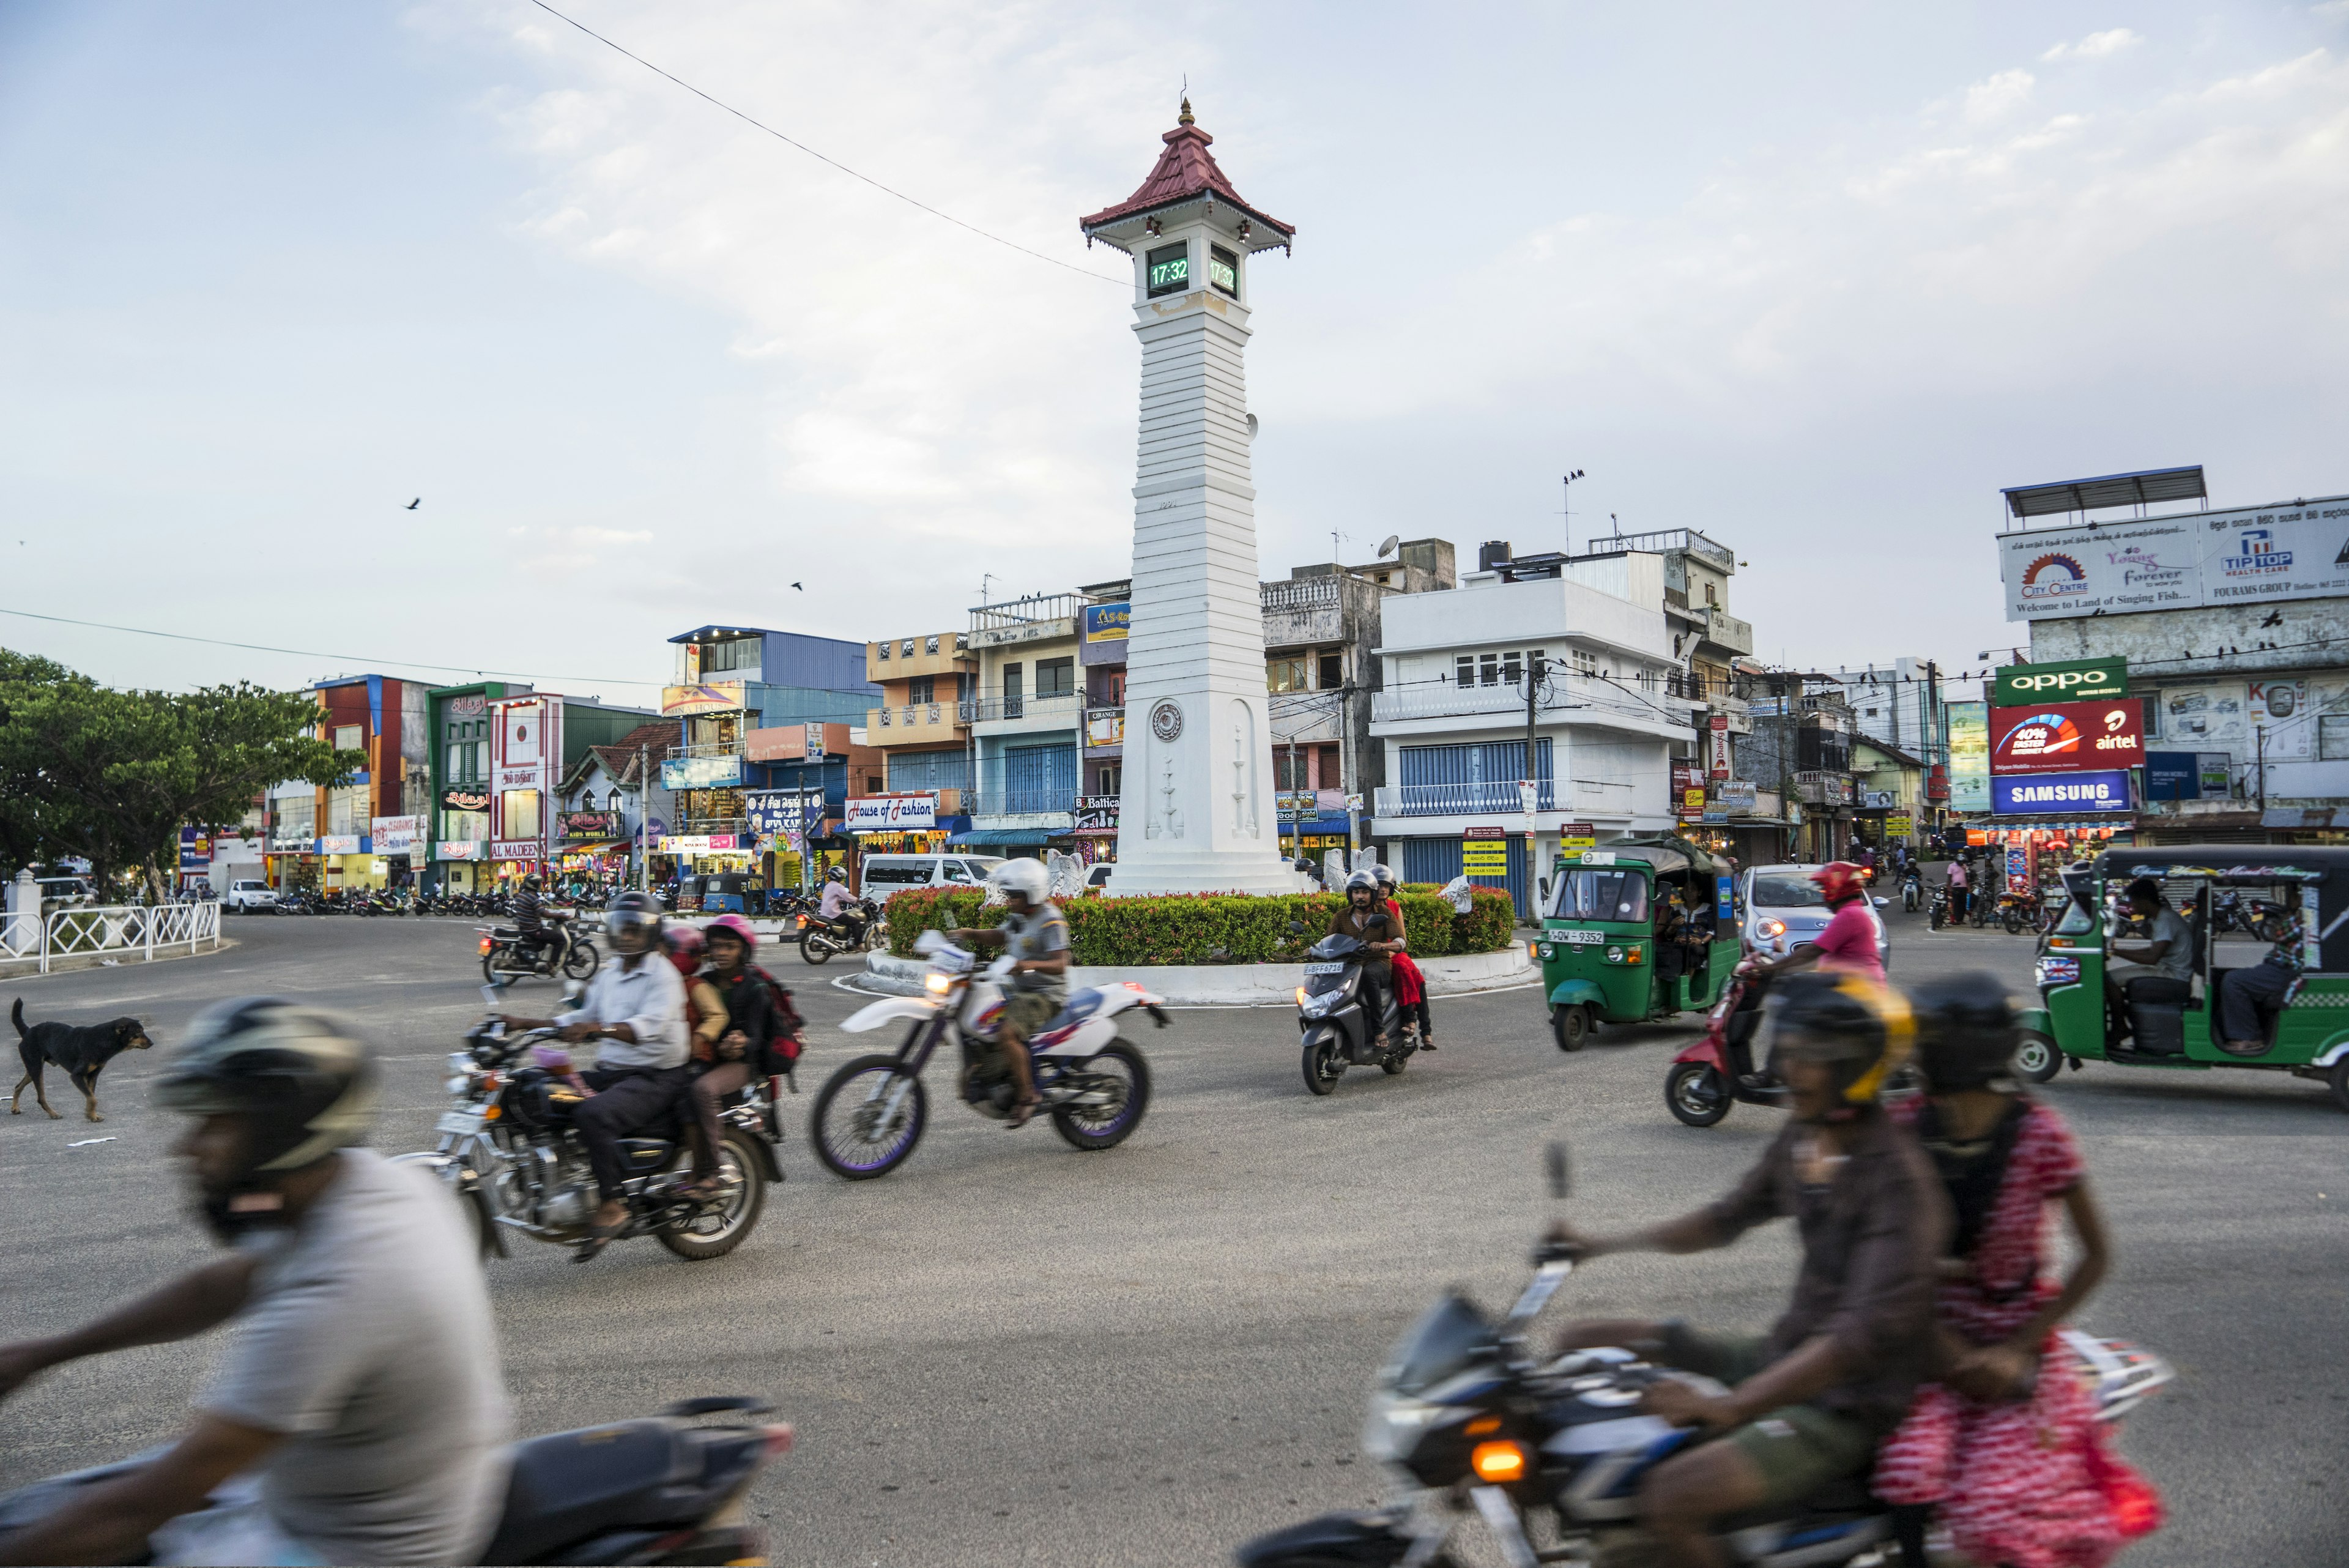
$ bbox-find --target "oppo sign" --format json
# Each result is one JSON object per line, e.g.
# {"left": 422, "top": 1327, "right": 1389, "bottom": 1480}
{"left": 1991, "top": 658, "right": 2129, "bottom": 707}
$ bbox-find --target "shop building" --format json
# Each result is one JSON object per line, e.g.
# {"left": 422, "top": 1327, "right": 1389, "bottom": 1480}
{"left": 864, "top": 624, "right": 977, "bottom": 812}
{"left": 1731, "top": 675, "right": 1862, "bottom": 864}
{"left": 262, "top": 674, "right": 429, "bottom": 893}
{"left": 1997, "top": 466, "right": 2349, "bottom": 847}
{"left": 554, "top": 719, "right": 680, "bottom": 891}
{"left": 1368, "top": 542, "right": 1687, "bottom": 915}
{"left": 961, "top": 590, "right": 1086, "bottom": 855}
{"left": 425, "top": 682, "right": 655, "bottom": 892}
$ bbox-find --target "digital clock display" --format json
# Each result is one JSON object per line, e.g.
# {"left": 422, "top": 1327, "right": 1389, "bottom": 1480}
{"left": 1209, "top": 244, "right": 1238, "bottom": 297}
{"left": 1146, "top": 243, "right": 1189, "bottom": 297}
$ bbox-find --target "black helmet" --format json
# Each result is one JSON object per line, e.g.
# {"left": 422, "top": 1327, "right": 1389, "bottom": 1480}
{"left": 522, "top": 874, "right": 542, "bottom": 892}
{"left": 826, "top": 864, "right": 847, "bottom": 883}
{"left": 605, "top": 889, "right": 663, "bottom": 951}
{"left": 1909, "top": 972, "right": 2020, "bottom": 1092}
{"left": 154, "top": 998, "right": 379, "bottom": 1233}
{"left": 1767, "top": 972, "right": 1913, "bottom": 1115}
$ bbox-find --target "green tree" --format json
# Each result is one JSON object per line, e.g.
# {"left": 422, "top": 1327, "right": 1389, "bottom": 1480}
{"left": 0, "top": 650, "right": 352, "bottom": 899}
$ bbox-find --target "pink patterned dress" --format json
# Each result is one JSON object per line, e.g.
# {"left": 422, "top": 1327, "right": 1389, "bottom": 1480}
{"left": 1874, "top": 1098, "right": 2157, "bottom": 1568}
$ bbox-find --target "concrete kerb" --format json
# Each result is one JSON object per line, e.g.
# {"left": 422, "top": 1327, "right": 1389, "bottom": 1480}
{"left": 852, "top": 944, "right": 1536, "bottom": 1006}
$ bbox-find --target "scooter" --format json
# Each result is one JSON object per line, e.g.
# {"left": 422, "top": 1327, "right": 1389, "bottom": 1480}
{"left": 1663, "top": 962, "right": 1784, "bottom": 1127}
{"left": 0, "top": 1397, "right": 793, "bottom": 1566}
{"left": 1901, "top": 868, "right": 1922, "bottom": 912}
{"left": 1296, "top": 931, "right": 1414, "bottom": 1095}
{"left": 809, "top": 930, "right": 1165, "bottom": 1178}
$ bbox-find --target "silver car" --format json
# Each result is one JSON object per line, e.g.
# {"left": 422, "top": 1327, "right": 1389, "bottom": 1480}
{"left": 1739, "top": 864, "right": 1891, "bottom": 965}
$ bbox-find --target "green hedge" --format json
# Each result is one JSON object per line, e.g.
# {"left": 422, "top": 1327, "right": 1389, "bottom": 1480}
{"left": 883, "top": 883, "right": 1518, "bottom": 966}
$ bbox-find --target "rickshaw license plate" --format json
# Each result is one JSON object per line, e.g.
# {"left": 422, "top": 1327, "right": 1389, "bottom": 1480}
{"left": 1556, "top": 930, "right": 1605, "bottom": 945}
{"left": 437, "top": 1109, "right": 484, "bottom": 1137}
{"left": 1302, "top": 962, "right": 1346, "bottom": 975}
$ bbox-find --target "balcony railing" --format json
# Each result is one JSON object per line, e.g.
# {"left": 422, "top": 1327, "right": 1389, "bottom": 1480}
{"left": 1371, "top": 674, "right": 1672, "bottom": 727}
{"left": 1371, "top": 778, "right": 1635, "bottom": 818}
{"left": 960, "top": 692, "right": 1085, "bottom": 725}
{"left": 1260, "top": 576, "right": 1342, "bottom": 611}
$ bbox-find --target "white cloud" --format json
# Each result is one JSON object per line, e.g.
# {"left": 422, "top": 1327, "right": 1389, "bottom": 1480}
{"left": 1962, "top": 68, "right": 2036, "bottom": 123}
{"left": 2042, "top": 28, "right": 2143, "bottom": 62}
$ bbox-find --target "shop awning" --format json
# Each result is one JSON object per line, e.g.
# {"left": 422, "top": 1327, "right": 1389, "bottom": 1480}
{"left": 948, "top": 828, "right": 1064, "bottom": 847}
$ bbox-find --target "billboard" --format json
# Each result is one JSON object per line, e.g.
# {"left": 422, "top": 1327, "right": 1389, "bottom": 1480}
{"left": 1989, "top": 699, "right": 2145, "bottom": 773}
{"left": 488, "top": 694, "right": 561, "bottom": 863}
{"left": 1991, "top": 658, "right": 2128, "bottom": 705}
{"left": 369, "top": 816, "right": 421, "bottom": 854}
{"left": 660, "top": 754, "right": 744, "bottom": 790}
{"left": 1990, "top": 770, "right": 2133, "bottom": 815}
{"left": 1998, "top": 495, "right": 2349, "bottom": 620}
{"left": 1083, "top": 603, "right": 1130, "bottom": 642}
{"left": 661, "top": 681, "right": 748, "bottom": 716}
{"left": 1947, "top": 702, "right": 1991, "bottom": 812}
{"left": 842, "top": 794, "right": 938, "bottom": 832}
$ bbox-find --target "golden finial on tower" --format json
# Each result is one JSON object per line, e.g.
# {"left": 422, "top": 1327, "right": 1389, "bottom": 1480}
{"left": 1178, "top": 97, "right": 1194, "bottom": 125}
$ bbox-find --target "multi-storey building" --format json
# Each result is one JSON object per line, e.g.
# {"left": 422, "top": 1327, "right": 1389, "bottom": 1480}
{"left": 1368, "top": 541, "right": 1690, "bottom": 915}
{"left": 422, "top": 682, "right": 655, "bottom": 893}
{"left": 263, "top": 674, "right": 429, "bottom": 894}
{"left": 863, "top": 626, "right": 977, "bottom": 803}
{"left": 961, "top": 591, "right": 1087, "bottom": 850}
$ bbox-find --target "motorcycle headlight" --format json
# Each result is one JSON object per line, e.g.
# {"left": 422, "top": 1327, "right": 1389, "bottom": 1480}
{"left": 1301, "top": 989, "right": 1341, "bottom": 1019}
{"left": 1362, "top": 1391, "right": 1447, "bottom": 1463}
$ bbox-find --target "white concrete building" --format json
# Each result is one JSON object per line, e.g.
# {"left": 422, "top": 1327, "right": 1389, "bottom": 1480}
{"left": 1081, "top": 99, "right": 1300, "bottom": 895}
{"left": 1369, "top": 547, "right": 1689, "bottom": 912}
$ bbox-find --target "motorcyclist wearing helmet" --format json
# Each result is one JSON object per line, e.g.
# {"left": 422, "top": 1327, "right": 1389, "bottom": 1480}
{"left": 1373, "top": 866, "right": 1433, "bottom": 1052}
{"left": 816, "top": 862, "right": 856, "bottom": 923}
{"left": 948, "top": 858, "right": 1067, "bottom": 1127}
{"left": 502, "top": 890, "right": 689, "bottom": 1260}
{"left": 1749, "top": 861, "right": 1882, "bottom": 986}
{"left": 513, "top": 872, "right": 551, "bottom": 964}
{"left": 1327, "top": 869, "right": 1403, "bottom": 1050}
{"left": 678, "top": 914, "right": 785, "bottom": 1197}
{"left": 1548, "top": 975, "right": 1946, "bottom": 1568}
{"left": 0, "top": 1001, "right": 509, "bottom": 1566}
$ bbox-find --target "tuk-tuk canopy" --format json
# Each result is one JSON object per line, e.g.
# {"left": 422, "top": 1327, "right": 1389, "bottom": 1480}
{"left": 2098, "top": 845, "right": 2334, "bottom": 886}
{"left": 1567, "top": 835, "right": 1723, "bottom": 882}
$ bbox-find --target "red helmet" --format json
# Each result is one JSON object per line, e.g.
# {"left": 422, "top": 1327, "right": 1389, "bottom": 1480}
{"left": 705, "top": 913, "right": 759, "bottom": 953}
{"left": 1811, "top": 861, "right": 1868, "bottom": 906}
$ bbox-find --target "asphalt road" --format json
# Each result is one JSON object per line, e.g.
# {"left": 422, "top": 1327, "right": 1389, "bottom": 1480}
{"left": 2, "top": 908, "right": 2343, "bottom": 1566}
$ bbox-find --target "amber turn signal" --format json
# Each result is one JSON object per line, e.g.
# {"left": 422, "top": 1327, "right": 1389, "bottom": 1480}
{"left": 1470, "top": 1439, "right": 1528, "bottom": 1483}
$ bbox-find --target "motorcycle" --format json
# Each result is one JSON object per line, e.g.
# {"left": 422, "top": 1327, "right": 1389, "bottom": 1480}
{"left": 798, "top": 897, "right": 881, "bottom": 965}
{"left": 478, "top": 912, "right": 599, "bottom": 983}
{"left": 0, "top": 1395, "right": 792, "bottom": 1566}
{"left": 1663, "top": 963, "right": 1783, "bottom": 1127}
{"left": 810, "top": 929, "right": 1163, "bottom": 1179}
{"left": 1927, "top": 882, "right": 1950, "bottom": 931}
{"left": 1296, "top": 931, "right": 1414, "bottom": 1094}
{"left": 1901, "top": 868, "right": 1921, "bottom": 912}
{"left": 1236, "top": 1146, "right": 2171, "bottom": 1568}
{"left": 398, "top": 983, "right": 778, "bottom": 1262}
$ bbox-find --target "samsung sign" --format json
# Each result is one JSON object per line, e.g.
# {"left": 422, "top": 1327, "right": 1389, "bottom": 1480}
{"left": 1991, "top": 770, "right": 2133, "bottom": 816}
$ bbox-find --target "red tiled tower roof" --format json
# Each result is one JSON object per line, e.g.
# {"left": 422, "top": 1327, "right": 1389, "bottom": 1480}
{"left": 1079, "top": 100, "right": 1294, "bottom": 247}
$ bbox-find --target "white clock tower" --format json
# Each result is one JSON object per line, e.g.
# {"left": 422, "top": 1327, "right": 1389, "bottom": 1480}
{"left": 1081, "top": 101, "right": 1298, "bottom": 896}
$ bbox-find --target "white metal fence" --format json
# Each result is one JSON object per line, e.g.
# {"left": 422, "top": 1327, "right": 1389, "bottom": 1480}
{"left": 0, "top": 902, "right": 223, "bottom": 974}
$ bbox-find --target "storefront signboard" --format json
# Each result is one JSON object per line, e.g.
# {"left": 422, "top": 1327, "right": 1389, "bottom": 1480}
{"left": 1083, "top": 603, "right": 1130, "bottom": 642}
{"left": 1998, "top": 497, "right": 2349, "bottom": 620}
{"left": 1886, "top": 812, "right": 1913, "bottom": 838}
{"left": 2199, "top": 753, "right": 2233, "bottom": 797}
{"left": 1989, "top": 699, "right": 2144, "bottom": 773}
{"left": 558, "top": 811, "right": 616, "bottom": 841}
{"left": 318, "top": 834, "right": 361, "bottom": 855}
{"left": 370, "top": 816, "right": 421, "bottom": 854}
{"left": 270, "top": 833, "right": 314, "bottom": 852}
{"left": 491, "top": 841, "right": 541, "bottom": 861}
{"left": 804, "top": 722, "right": 826, "bottom": 761}
{"left": 843, "top": 794, "right": 938, "bottom": 832}
{"left": 437, "top": 841, "right": 482, "bottom": 860}
{"left": 1990, "top": 770, "right": 2133, "bottom": 815}
{"left": 1948, "top": 702, "right": 1991, "bottom": 812}
{"left": 179, "top": 827, "right": 212, "bottom": 869}
{"left": 1085, "top": 710, "right": 1126, "bottom": 748}
{"left": 1679, "top": 787, "right": 1707, "bottom": 819}
{"left": 661, "top": 681, "right": 748, "bottom": 718}
{"left": 1708, "top": 713, "right": 1732, "bottom": 779}
{"left": 1712, "top": 781, "right": 1758, "bottom": 812}
{"left": 660, "top": 754, "right": 744, "bottom": 790}
{"left": 1559, "top": 822, "right": 1597, "bottom": 850}
{"left": 2248, "top": 678, "right": 2312, "bottom": 760}
{"left": 1991, "top": 659, "right": 2129, "bottom": 706}
{"left": 441, "top": 787, "right": 491, "bottom": 812}
{"left": 1074, "top": 795, "right": 1121, "bottom": 832}
{"left": 745, "top": 790, "right": 822, "bottom": 835}
{"left": 656, "top": 834, "right": 742, "bottom": 853}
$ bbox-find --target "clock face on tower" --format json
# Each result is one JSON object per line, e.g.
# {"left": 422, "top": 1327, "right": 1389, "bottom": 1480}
{"left": 1149, "top": 700, "right": 1184, "bottom": 742}
{"left": 1146, "top": 243, "right": 1189, "bottom": 297}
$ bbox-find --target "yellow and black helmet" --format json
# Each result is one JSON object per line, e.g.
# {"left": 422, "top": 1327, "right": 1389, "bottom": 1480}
{"left": 153, "top": 997, "right": 379, "bottom": 1175}
{"left": 1767, "top": 972, "right": 1914, "bottom": 1110}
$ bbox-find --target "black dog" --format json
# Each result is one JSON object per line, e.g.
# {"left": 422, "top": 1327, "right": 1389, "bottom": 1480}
{"left": 11, "top": 997, "right": 153, "bottom": 1123}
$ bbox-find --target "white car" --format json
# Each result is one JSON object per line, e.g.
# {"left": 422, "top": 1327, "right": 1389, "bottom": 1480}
{"left": 1739, "top": 864, "right": 1891, "bottom": 965}
{"left": 224, "top": 879, "right": 278, "bottom": 913}
{"left": 857, "top": 854, "right": 1007, "bottom": 903}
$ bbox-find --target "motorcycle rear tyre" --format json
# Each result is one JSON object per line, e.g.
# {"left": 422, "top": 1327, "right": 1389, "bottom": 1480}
{"left": 2003, "top": 907, "right": 2025, "bottom": 935}
{"left": 1050, "top": 1039, "right": 1151, "bottom": 1150}
{"left": 811, "top": 1055, "right": 927, "bottom": 1179}
{"left": 1552, "top": 1003, "right": 1591, "bottom": 1052}
{"left": 800, "top": 934, "right": 833, "bottom": 966}
{"left": 481, "top": 949, "right": 508, "bottom": 984}
{"left": 1666, "top": 1061, "right": 1732, "bottom": 1127}
{"left": 656, "top": 1130, "right": 767, "bottom": 1260}
{"left": 562, "top": 940, "right": 600, "bottom": 980}
{"left": 1302, "top": 1036, "right": 1344, "bottom": 1096}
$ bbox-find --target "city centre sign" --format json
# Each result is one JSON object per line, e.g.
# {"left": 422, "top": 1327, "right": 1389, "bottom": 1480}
{"left": 1998, "top": 496, "right": 2349, "bottom": 620}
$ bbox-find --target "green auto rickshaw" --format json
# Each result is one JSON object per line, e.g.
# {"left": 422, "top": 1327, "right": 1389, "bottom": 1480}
{"left": 1536, "top": 836, "right": 1739, "bottom": 1052}
{"left": 2024, "top": 844, "right": 2349, "bottom": 1112}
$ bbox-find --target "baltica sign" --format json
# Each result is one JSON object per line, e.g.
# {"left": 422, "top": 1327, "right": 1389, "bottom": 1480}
{"left": 1991, "top": 658, "right": 2129, "bottom": 706}
{"left": 1991, "top": 770, "right": 2133, "bottom": 815}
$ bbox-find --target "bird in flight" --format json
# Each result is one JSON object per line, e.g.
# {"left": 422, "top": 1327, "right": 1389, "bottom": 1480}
{"left": 2261, "top": 609, "right": 2283, "bottom": 627}
{"left": 790, "top": 581, "right": 804, "bottom": 591}
{"left": 406, "top": 498, "right": 421, "bottom": 510}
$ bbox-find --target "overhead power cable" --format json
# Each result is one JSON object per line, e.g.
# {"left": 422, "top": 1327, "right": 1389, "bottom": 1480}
{"left": 0, "top": 607, "right": 662, "bottom": 690}
{"left": 524, "top": 0, "right": 1125, "bottom": 286}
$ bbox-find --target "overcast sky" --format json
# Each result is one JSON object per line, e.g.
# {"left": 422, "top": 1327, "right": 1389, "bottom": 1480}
{"left": 4, "top": 2, "right": 2343, "bottom": 707}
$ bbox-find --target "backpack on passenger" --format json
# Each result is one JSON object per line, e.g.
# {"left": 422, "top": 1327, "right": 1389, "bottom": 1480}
{"left": 751, "top": 965, "right": 805, "bottom": 1091}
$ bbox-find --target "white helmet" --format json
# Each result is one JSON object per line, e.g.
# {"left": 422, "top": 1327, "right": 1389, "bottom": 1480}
{"left": 987, "top": 858, "right": 1050, "bottom": 904}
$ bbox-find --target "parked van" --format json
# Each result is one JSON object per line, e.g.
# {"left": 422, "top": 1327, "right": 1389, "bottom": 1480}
{"left": 859, "top": 854, "right": 1006, "bottom": 902}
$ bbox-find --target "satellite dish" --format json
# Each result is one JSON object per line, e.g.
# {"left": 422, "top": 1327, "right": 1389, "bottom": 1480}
{"left": 1376, "top": 535, "right": 1400, "bottom": 558}
{"left": 1245, "top": 413, "right": 1259, "bottom": 441}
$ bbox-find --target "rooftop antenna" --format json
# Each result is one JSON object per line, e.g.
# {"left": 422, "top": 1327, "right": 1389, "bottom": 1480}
{"left": 980, "top": 572, "right": 999, "bottom": 606}
{"left": 1611, "top": 512, "right": 1622, "bottom": 538}
{"left": 1560, "top": 469, "right": 1586, "bottom": 548}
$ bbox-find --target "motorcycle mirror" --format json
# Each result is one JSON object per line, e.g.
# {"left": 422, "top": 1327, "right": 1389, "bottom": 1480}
{"left": 1872, "top": 896, "right": 1890, "bottom": 908}
{"left": 1545, "top": 1141, "right": 1570, "bottom": 1201}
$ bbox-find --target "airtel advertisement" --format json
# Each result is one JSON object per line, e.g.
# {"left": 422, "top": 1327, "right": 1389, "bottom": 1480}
{"left": 1989, "top": 699, "right": 2145, "bottom": 773}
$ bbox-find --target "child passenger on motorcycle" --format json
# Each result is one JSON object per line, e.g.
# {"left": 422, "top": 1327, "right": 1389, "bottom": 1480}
{"left": 678, "top": 915, "right": 787, "bottom": 1198}
{"left": 1373, "top": 867, "right": 1434, "bottom": 1052}
{"left": 1548, "top": 975, "right": 1946, "bottom": 1568}
{"left": 1874, "top": 975, "right": 2153, "bottom": 1568}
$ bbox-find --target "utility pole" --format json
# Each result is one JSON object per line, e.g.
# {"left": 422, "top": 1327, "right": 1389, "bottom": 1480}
{"left": 2256, "top": 724, "right": 2268, "bottom": 813}
{"left": 636, "top": 744, "right": 648, "bottom": 893}
{"left": 1523, "top": 654, "right": 1545, "bottom": 910}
